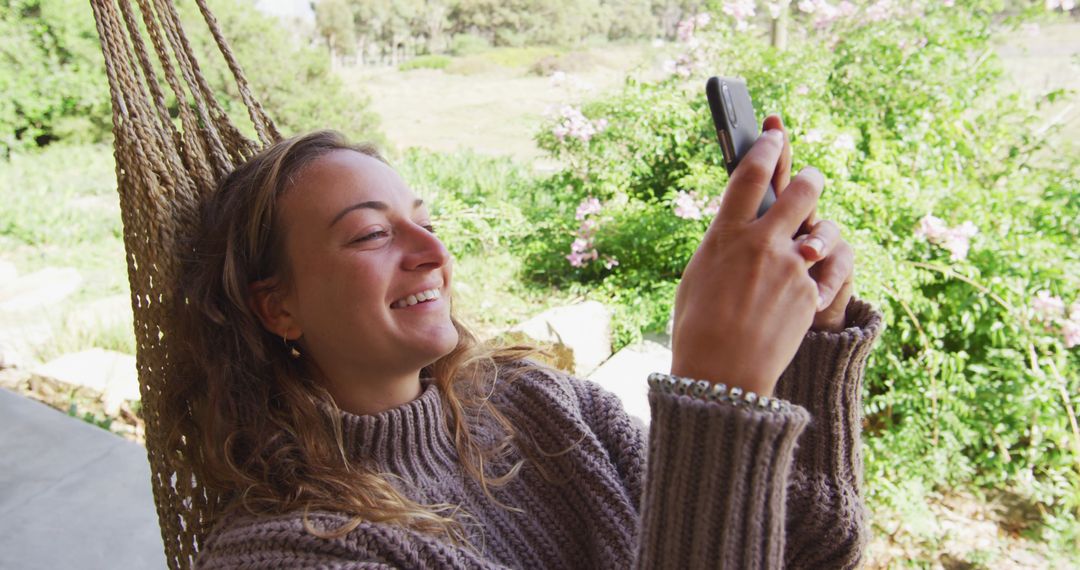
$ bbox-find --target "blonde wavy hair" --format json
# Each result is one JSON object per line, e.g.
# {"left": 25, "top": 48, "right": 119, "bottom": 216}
{"left": 167, "top": 130, "right": 554, "bottom": 546}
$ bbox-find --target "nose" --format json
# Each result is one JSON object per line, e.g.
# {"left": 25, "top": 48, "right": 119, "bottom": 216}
{"left": 400, "top": 221, "right": 450, "bottom": 271}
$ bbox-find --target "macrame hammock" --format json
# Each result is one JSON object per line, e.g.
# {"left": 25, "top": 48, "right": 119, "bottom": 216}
{"left": 87, "top": 0, "right": 280, "bottom": 566}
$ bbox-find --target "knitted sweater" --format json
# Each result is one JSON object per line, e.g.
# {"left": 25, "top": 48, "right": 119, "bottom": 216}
{"left": 196, "top": 299, "right": 884, "bottom": 569}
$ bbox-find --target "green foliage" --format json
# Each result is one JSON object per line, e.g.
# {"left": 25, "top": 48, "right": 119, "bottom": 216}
{"left": 314, "top": 0, "right": 356, "bottom": 56}
{"left": 328, "top": 0, "right": 708, "bottom": 60}
{"left": 448, "top": 32, "right": 490, "bottom": 55}
{"left": 0, "top": 0, "right": 382, "bottom": 151}
{"left": 532, "top": 0, "right": 1080, "bottom": 548}
{"left": 183, "top": 0, "right": 380, "bottom": 142}
{"left": 69, "top": 402, "right": 114, "bottom": 431}
{"left": 0, "top": 143, "right": 127, "bottom": 298}
{"left": 398, "top": 54, "right": 451, "bottom": 71}
{"left": 394, "top": 148, "right": 541, "bottom": 259}
{"left": 0, "top": 0, "right": 112, "bottom": 152}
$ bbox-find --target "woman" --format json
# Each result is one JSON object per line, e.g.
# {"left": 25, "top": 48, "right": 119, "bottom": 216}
{"left": 177, "top": 115, "right": 883, "bottom": 569}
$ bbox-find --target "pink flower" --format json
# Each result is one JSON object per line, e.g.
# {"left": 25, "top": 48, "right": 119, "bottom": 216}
{"left": 723, "top": 0, "right": 757, "bottom": 30}
{"left": 673, "top": 190, "right": 704, "bottom": 220}
{"left": 552, "top": 106, "right": 608, "bottom": 144}
{"left": 703, "top": 196, "right": 722, "bottom": 217}
{"left": 575, "top": 197, "right": 602, "bottom": 220}
{"left": 766, "top": 1, "right": 788, "bottom": 19}
{"left": 1032, "top": 291, "right": 1066, "bottom": 320}
{"left": 1062, "top": 320, "right": 1080, "bottom": 348}
{"left": 1047, "top": 0, "right": 1076, "bottom": 11}
{"left": 866, "top": 0, "right": 894, "bottom": 22}
{"left": 795, "top": 84, "right": 810, "bottom": 95}
{"left": 914, "top": 214, "right": 948, "bottom": 241}
{"left": 602, "top": 255, "right": 619, "bottom": 270}
{"left": 941, "top": 221, "right": 978, "bottom": 261}
{"left": 676, "top": 18, "right": 696, "bottom": 42}
{"left": 834, "top": 133, "right": 856, "bottom": 151}
{"left": 915, "top": 215, "right": 978, "bottom": 261}
{"left": 802, "top": 129, "right": 825, "bottom": 143}
{"left": 695, "top": 13, "right": 712, "bottom": 27}
{"left": 1070, "top": 302, "right": 1080, "bottom": 323}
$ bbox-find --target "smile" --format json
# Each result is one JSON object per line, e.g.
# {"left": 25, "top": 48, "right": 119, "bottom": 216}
{"left": 391, "top": 288, "right": 441, "bottom": 309}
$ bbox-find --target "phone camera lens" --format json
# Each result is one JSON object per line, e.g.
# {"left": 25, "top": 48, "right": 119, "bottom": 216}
{"left": 721, "top": 82, "right": 738, "bottom": 127}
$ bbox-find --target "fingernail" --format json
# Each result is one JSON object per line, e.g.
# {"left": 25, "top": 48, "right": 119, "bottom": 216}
{"left": 818, "top": 291, "right": 830, "bottom": 311}
{"left": 803, "top": 237, "right": 824, "bottom": 256}
{"left": 763, "top": 129, "right": 783, "bottom": 140}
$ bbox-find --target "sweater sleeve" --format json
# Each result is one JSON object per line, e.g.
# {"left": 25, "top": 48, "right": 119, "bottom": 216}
{"left": 771, "top": 297, "right": 885, "bottom": 570}
{"left": 632, "top": 298, "right": 883, "bottom": 570}
{"left": 635, "top": 378, "right": 811, "bottom": 569}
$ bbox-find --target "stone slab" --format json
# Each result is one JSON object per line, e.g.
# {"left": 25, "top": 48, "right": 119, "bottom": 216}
{"left": 32, "top": 349, "right": 139, "bottom": 415}
{"left": 511, "top": 301, "right": 612, "bottom": 377}
{"left": 586, "top": 337, "right": 672, "bottom": 426}
{"left": 0, "top": 267, "right": 82, "bottom": 313}
{"left": 0, "top": 388, "right": 165, "bottom": 569}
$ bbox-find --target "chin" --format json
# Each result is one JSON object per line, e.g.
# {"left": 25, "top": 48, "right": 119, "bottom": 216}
{"left": 419, "top": 324, "right": 460, "bottom": 365}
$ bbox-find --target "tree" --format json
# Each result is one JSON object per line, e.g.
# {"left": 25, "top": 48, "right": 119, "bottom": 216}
{"left": 315, "top": 0, "right": 356, "bottom": 62}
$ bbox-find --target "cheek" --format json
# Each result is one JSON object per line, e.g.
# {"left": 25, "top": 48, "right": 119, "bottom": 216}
{"left": 295, "top": 254, "right": 388, "bottom": 317}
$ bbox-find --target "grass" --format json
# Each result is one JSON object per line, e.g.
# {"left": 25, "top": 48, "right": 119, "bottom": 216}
{"left": 399, "top": 54, "right": 451, "bottom": 72}
{"left": 0, "top": 142, "right": 135, "bottom": 363}
{"left": 0, "top": 143, "right": 128, "bottom": 302}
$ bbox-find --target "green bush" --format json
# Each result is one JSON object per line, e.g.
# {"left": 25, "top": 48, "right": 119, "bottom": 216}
{"left": 0, "top": 0, "right": 112, "bottom": 153}
{"left": 398, "top": 54, "right": 452, "bottom": 71}
{"left": 531, "top": 0, "right": 1080, "bottom": 553}
{"left": 449, "top": 33, "right": 490, "bottom": 56}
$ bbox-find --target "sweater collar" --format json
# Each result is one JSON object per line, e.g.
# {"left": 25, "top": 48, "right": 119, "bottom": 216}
{"left": 336, "top": 380, "right": 460, "bottom": 480}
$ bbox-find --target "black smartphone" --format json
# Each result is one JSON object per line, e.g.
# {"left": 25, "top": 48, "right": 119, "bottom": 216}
{"left": 705, "top": 76, "right": 776, "bottom": 218}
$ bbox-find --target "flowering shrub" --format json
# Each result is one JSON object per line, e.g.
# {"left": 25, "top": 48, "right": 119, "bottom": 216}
{"left": 528, "top": 0, "right": 1080, "bottom": 550}
{"left": 913, "top": 214, "right": 979, "bottom": 261}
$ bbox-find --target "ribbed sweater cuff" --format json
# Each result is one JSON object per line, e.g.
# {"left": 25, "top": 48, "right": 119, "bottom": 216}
{"left": 772, "top": 297, "right": 884, "bottom": 482}
{"left": 637, "top": 390, "right": 810, "bottom": 570}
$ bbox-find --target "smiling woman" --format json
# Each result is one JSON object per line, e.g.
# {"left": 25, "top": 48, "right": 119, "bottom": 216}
{"left": 175, "top": 128, "right": 885, "bottom": 570}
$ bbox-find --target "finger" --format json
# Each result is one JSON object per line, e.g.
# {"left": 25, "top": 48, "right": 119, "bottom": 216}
{"left": 812, "top": 279, "right": 854, "bottom": 332}
{"left": 761, "top": 166, "right": 824, "bottom": 237}
{"left": 762, "top": 115, "right": 791, "bottom": 194}
{"left": 808, "top": 241, "right": 854, "bottom": 311}
{"left": 794, "top": 219, "right": 841, "bottom": 262}
{"left": 716, "top": 129, "right": 785, "bottom": 224}
{"left": 762, "top": 115, "right": 811, "bottom": 235}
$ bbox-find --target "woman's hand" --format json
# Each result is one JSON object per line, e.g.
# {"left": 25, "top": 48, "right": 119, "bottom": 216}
{"left": 670, "top": 117, "right": 851, "bottom": 397}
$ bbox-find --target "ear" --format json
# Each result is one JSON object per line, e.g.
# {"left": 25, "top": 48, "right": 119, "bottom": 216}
{"left": 248, "top": 279, "right": 301, "bottom": 340}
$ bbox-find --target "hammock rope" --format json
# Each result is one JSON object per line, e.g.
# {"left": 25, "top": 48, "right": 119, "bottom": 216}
{"left": 87, "top": 0, "right": 281, "bottom": 565}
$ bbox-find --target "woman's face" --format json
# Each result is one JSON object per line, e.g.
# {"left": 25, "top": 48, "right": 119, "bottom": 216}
{"left": 268, "top": 149, "right": 458, "bottom": 385}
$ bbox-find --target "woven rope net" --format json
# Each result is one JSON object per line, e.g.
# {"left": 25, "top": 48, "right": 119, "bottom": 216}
{"left": 87, "top": 0, "right": 280, "bottom": 566}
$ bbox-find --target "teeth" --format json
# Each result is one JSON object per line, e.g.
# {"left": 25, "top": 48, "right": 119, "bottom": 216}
{"left": 392, "top": 288, "right": 441, "bottom": 308}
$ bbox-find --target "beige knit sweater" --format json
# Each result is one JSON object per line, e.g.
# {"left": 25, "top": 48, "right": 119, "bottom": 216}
{"left": 196, "top": 299, "right": 883, "bottom": 569}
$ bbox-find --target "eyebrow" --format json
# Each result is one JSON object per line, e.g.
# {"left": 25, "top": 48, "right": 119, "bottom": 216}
{"left": 329, "top": 198, "right": 425, "bottom": 228}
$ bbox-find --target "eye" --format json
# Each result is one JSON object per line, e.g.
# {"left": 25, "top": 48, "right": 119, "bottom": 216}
{"left": 355, "top": 230, "right": 389, "bottom": 242}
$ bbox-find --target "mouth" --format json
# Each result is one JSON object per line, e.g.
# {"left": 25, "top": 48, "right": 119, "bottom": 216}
{"left": 390, "top": 287, "right": 442, "bottom": 309}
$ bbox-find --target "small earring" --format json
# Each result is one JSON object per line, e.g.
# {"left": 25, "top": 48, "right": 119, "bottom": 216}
{"left": 283, "top": 333, "right": 301, "bottom": 359}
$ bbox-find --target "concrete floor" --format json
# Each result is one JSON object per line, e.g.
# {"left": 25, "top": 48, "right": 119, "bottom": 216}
{"left": 0, "top": 388, "right": 165, "bottom": 569}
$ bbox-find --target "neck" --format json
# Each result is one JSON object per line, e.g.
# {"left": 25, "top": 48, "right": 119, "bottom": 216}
{"left": 321, "top": 367, "right": 424, "bottom": 416}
